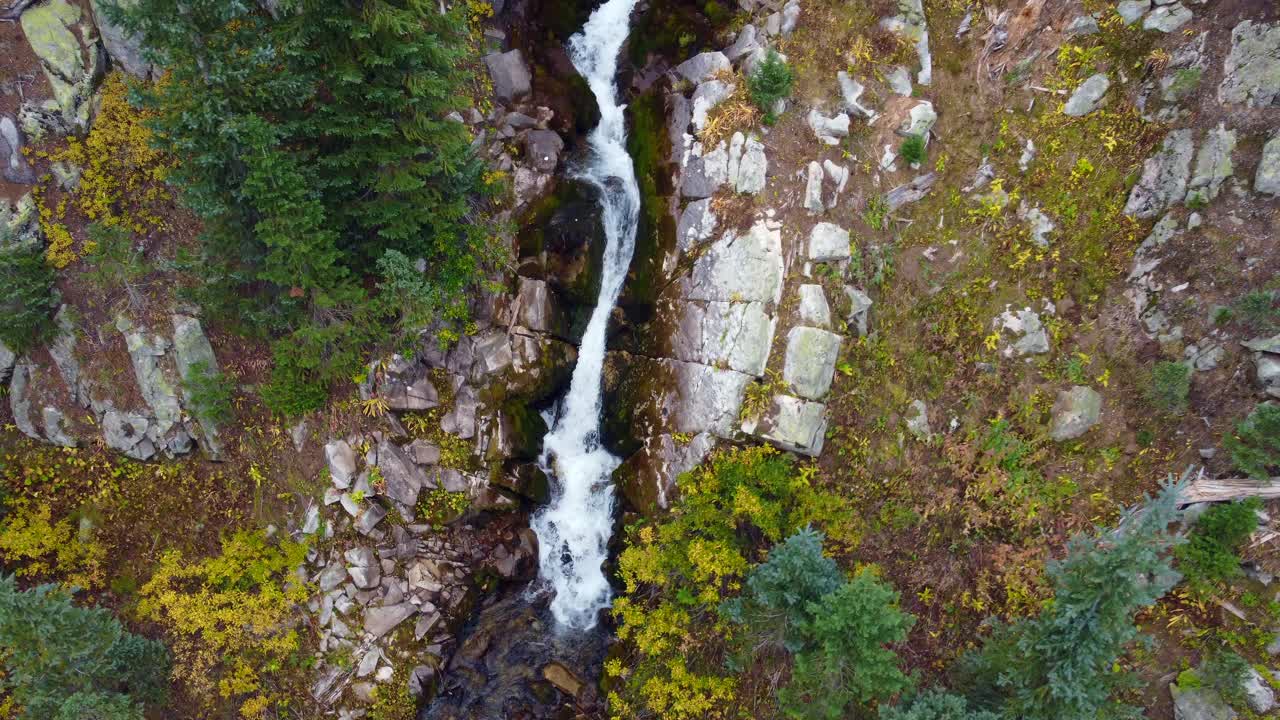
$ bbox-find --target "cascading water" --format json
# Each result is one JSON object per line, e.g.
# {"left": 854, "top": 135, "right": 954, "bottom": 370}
{"left": 531, "top": 0, "right": 641, "bottom": 630}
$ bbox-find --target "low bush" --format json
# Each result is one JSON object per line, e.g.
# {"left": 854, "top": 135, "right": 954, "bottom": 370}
{"left": 1223, "top": 404, "right": 1280, "bottom": 480}
{"left": 748, "top": 51, "right": 794, "bottom": 125}
{"left": 0, "top": 501, "right": 105, "bottom": 590}
{"left": 1175, "top": 498, "right": 1259, "bottom": 597}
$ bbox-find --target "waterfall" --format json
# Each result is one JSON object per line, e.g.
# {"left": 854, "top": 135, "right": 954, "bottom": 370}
{"left": 531, "top": 0, "right": 641, "bottom": 630}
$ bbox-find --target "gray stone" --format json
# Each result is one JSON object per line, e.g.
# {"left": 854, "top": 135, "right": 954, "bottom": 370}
{"left": 375, "top": 440, "right": 430, "bottom": 509}
{"left": 40, "top": 406, "right": 76, "bottom": 447}
{"left": 1267, "top": 629, "right": 1280, "bottom": 655}
{"left": 326, "top": 440, "right": 357, "bottom": 489}
{"left": 348, "top": 562, "right": 380, "bottom": 591}
{"left": 48, "top": 306, "right": 84, "bottom": 407}
{"left": 91, "top": 0, "right": 152, "bottom": 77}
{"left": 783, "top": 327, "right": 843, "bottom": 400}
{"left": 886, "top": 66, "right": 913, "bottom": 96}
{"left": 354, "top": 504, "right": 387, "bottom": 536}
{"left": 1063, "top": 73, "right": 1110, "bottom": 116}
{"left": 676, "top": 198, "right": 717, "bottom": 252}
{"left": 808, "top": 222, "right": 850, "bottom": 261}
{"left": 484, "top": 50, "right": 531, "bottom": 104}
{"left": 672, "top": 301, "right": 775, "bottom": 376}
{"left": 735, "top": 136, "right": 767, "bottom": 195}
{"left": 1219, "top": 21, "right": 1280, "bottom": 107}
{"left": 0, "top": 117, "right": 35, "bottom": 184}
{"left": 807, "top": 108, "right": 849, "bottom": 145}
{"left": 1050, "top": 386, "right": 1102, "bottom": 441}
{"left": 996, "top": 307, "right": 1050, "bottom": 357}
{"left": 844, "top": 287, "right": 873, "bottom": 336}
{"left": 1143, "top": 3, "right": 1192, "bottom": 33}
{"left": 797, "top": 285, "right": 831, "bottom": 329}
{"left": 1020, "top": 204, "right": 1056, "bottom": 248}
{"left": 1117, "top": 0, "right": 1150, "bottom": 24}
{"left": 1184, "top": 342, "right": 1224, "bottom": 371}
{"left": 724, "top": 24, "right": 760, "bottom": 62}
{"left": 668, "top": 92, "right": 692, "bottom": 160}
{"left": 665, "top": 360, "right": 752, "bottom": 439}
{"left": 20, "top": 0, "right": 89, "bottom": 119}
{"left": 1065, "top": 15, "right": 1100, "bottom": 35}
{"left": 363, "top": 603, "right": 416, "bottom": 639}
{"left": 0, "top": 341, "right": 13, "bottom": 384}
{"left": 1171, "top": 684, "right": 1236, "bottom": 720}
{"left": 513, "top": 277, "right": 566, "bottom": 336}
{"left": 471, "top": 329, "right": 512, "bottom": 380}
{"left": 171, "top": 314, "right": 223, "bottom": 456}
{"left": 1255, "top": 132, "right": 1280, "bottom": 195}
{"left": 682, "top": 220, "right": 784, "bottom": 304}
{"left": 691, "top": 80, "right": 735, "bottom": 132}
{"left": 746, "top": 395, "right": 827, "bottom": 457}
{"left": 439, "top": 385, "right": 479, "bottom": 439}
{"left": 674, "top": 52, "right": 730, "bottom": 84}
{"left": 837, "top": 71, "right": 878, "bottom": 120}
{"left": 102, "top": 409, "right": 155, "bottom": 460}
{"left": 905, "top": 399, "right": 931, "bottom": 438}
{"left": 1125, "top": 129, "right": 1194, "bottom": 219}
{"left": 781, "top": 0, "right": 800, "bottom": 35}
{"left": 1243, "top": 668, "right": 1275, "bottom": 714}
{"left": 116, "top": 316, "right": 181, "bottom": 439}
{"left": 356, "top": 647, "right": 381, "bottom": 678}
{"left": 902, "top": 101, "right": 937, "bottom": 139}
{"left": 524, "top": 130, "right": 563, "bottom": 174}
{"left": 681, "top": 143, "right": 728, "bottom": 199}
{"left": 317, "top": 561, "right": 347, "bottom": 592}
{"left": 1185, "top": 124, "right": 1235, "bottom": 204}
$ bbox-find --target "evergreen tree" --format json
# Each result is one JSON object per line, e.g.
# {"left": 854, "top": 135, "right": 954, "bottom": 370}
{"left": 0, "top": 575, "right": 169, "bottom": 718}
{"left": 0, "top": 240, "right": 58, "bottom": 354}
{"left": 748, "top": 50, "right": 794, "bottom": 125}
{"left": 104, "top": 0, "right": 497, "bottom": 414}
{"left": 956, "top": 475, "right": 1186, "bottom": 720}
{"left": 880, "top": 690, "right": 1002, "bottom": 720}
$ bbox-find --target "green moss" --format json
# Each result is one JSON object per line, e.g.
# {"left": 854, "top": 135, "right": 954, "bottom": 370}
{"left": 619, "top": 89, "right": 674, "bottom": 325}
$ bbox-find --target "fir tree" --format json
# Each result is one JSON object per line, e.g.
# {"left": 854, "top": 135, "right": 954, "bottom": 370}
{"left": 0, "top": 240, "right": 58, "bottom": 354}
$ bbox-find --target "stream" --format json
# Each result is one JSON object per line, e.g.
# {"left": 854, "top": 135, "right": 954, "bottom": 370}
{"left": 531, "top": 0, "right": 641, "bottom": 631}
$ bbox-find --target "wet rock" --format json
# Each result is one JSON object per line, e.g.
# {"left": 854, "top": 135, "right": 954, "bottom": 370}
{"left": 668, "top": 92, "right": 692, "bottom": 158}
{"left": 905, "top": 399, "right": 930, "bottom": 439}
{"left": 744, "top": 394, "right": 827, "bottom": 457}
{"left": 512, "top": 277, "right": 567, "bottom": 337}
{"left": 542, "top": 662, "right": 583, "bottom": 697}
{"left": 326, "top": 440, "right": 358, "bottom": 489}
{"left": 1170, "top": 683, "right": 1236, "bottom": 720}
{"left": 804, "top": 161, "right": 825, "bottom": 214}
{"left": 674, "top": 51, "right": 730, "bottom": 84}
{"left": 91, "top": 0, "right": 152, "bottom": 77}
{"left": 524, "top": 130, "right": 563, "bottom": 174}
{"left": 1256, "top": 132, "right": 1280, "bottom": 195}
{"left": 676, "top": 198, "right": 717, "bottom": 252}
{"left": 808, "top": 222, "right": 850, "bottom": 261}
{"left": 1063, "top": 73, "right": 1110, "bottom": 116}
{"left": 807, "top": 108, "right": 849, "bottom": 145}
{"left": 797, "top": 285, "right": 831, "bottom": 329}
{"left": 0, "top": 116, "right": 35, "bottom": 184}
{"left": 1125, "top": 129, "right": 1193, "bottom": 219}
{"left": 1218, "top": 20, "right": 1280, "bottom": 107}
{"left": 1117, "top": 0, "right": 1150, "bottom": 25}
{"left": 844, "top": 286, "right": 873, "bottom": 336}
{"left": 673, "top": 301, "right": 775, "bottom": 376}
{"left": 1143, "top": 3, "right": 1191, "bottom": 33}
{"left": 682, "top": 220, "right": 784, "bottom": 304}
{"left": 783, "top": 327, "right": 842, "bottom": 400}
{"left": 1050, "top": 386, "right": 1102, "bottom": 441}
{"left": 484, "top": 50, "right": 531, "bottom": 104}
{"left": 1185, "top": 124, "right": 1235, "bottom": 205}
{"left": 363, "top": 603, "right": 416, "bottom": 639}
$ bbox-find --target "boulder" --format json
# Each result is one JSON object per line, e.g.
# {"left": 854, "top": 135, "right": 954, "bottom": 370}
{"left": 524, "top": 130, "right": 564, "bottom": 174}
{"left": 797, "top": 285, "right": 831, "bottom": 329}
{"left": 40, "top": 406, "right": 77, "bottom": 447}
{"left": 807, "top": 108, "right": 850, "bottom": 145}
{"left": 48, "top": 306, "right": 85, "bottom": 408}
{"left": 512, "top": 277, "right": 567, "bottom": 337}
{"left": 995, "top": 307, "right": 1050, "bottom": 357}
{"left": 691, "top": 80, "right": 735, "bottom": 132}
{"left": 674, "top": 51, "right": 730, "bottom": 84}
{"left": 837, "top": 71, "right": 877, "bottom": 120}
{"left": 905, "top": 399, "right": 930, "bottom": 439}
{"left": 0, "top": 341, "right": 13, "bottom": 384}
{"left": 1019, "top": 204, "right": 1056, "bottom": 248}
{"left": 1049, "top": 386, "right": 1102, "bottom": 441}
{"left": 542, "top": 662, "right": 583, "bottom": 698}
{"left": 1143, "top": 3, "right": 1192, "bottom": 33}
{"left": 20, "top": 0, "right": 92, "bottom": 120}
{"left": 681, "top": 142, "right": 728, "bottom": 198}
{"left": 885, "top": 66, "right": 913, "bottom": 96}
{"left": 1255, "top": 132, "right": 1280, "bottom": 195}
{"left": 1065, "top": 15, "right": 1100, "bottom": 35}
{"left": 744, "top": 394, "right": 827, "bottom": 457}
{"left": 676, "top": 198, "right": 717, "bottom": 252}
{"left": 374, "top": 440, "right": 430, "bottom": 509}
{"left": 682, "top": 220, "right": 784, "bottom": 304}
{"left": 902, "top": 101, "right": 937, "bottom": 139}
{"left": 1125, "top": 129, "right": 1194, "bottom": 219}
{"left": 804, "top": 161, "right": 824, "bottom": 214}
{"left": 1243, "top": 334, "right": 1280, "bottom": 398}
{"left": 1063, "top": 73, "right": 1110, "bottom": 116}
{"left": 672, "top": 301, "right": 775, "bottom": 375}
{"left": 844, "top": 286, "right": 873, "bottom": 336}
{"left": 484, "top": 50, "right": 531, "bottom": 104}
{"left": 90, "top": 0, "right": 152, "bottom": 77}
{"left": 353, "top": 504, "right": 387, "bottom": 536}
{"left": 783, "top": 327, "right": 842, "bottom": 400}
{"left": 1243, "top": 667, "right": 1276, "bottom": 714}
{"left": 0, "top": 117, "right": 35, "bottom": 184}
{"left": 1185, "top": 124, "right": 1236, "bottom": 205}
{"left": 117, "top": 316, "right": 182, "bottom": 439}
{"left": 808, "top": 222, "right": 850, "bottom": 261}
{"left": 724, "top": 24, "right": 760, "bottom": 62}
{"left": 101, "top": 409, "right": 156, "bottom": 460}
{"left": 1218, "top": 21, "right": 1280, "bottom": 107}
{"left": 1170, "top": 684, "right": 1236, "bottom": 720}
{"left": 665, "top": 360, "right": 752, "bottom": 438}
{"left": 326, "top": 440, "right": 358, "bottom": 489}
{"left": 363, "top": 603, "right": 416, "bottom": 639}
{"left": 171, "top": 314, "right": 223, "bottom": 457}
{"left": 1117, "top": 0, "right": 1150, "bottom": 24}
{"left": 734, "top": 136, "right": 767, "bottom": 195}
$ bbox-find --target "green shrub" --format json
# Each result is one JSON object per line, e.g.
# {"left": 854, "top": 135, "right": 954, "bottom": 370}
{"left": 1223, "top": 404, "right": 1280, "bottom": 479}
{"left": 880, "top": 690, "right": 1001, "bottom": 720}
{"left": 956, "top": 475, "right": 1185, "bottom": 720}
{"left": 748, "top": 50, "right": 794, "bottom": 125}
{"left": 0, "top": 240, "right": 58, "bottom": 354}
{"left": 1149, "top": 361, "right": 1192, "bottom": 412}
{"left": 1200, "top": 650, "right": 1251, "bottom": 706}
{"left": 900, "top": 134, "right": 927, "bottom": 165}
{"left": 1175, "top": 498, "right": 1260, "bottom": 597}
{"left": 1232, "top": 290, "right": 1279, "bottom": 332}
{"left": 181, "top": 359, "right": 234, "bottom": 427}
{"left": 0, "top": 574, "right": 169, "bottom": 718}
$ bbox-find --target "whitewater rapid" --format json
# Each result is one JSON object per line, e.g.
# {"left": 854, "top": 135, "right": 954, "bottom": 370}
{"left": 530, "top": 0, "right": 641, "bottom": 630}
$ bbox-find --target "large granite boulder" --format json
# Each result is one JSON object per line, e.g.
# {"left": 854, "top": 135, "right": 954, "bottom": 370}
{"left": 1218, "top": 20, "right": 1280, "bottom": 107}
{"left": 1185, "top": 124, "right": 1235, "bottom": 205}
{"left": 682, "top": 220, "right": 784, "bottom": 304}
{"left": 674, "top": 51, "right": 730, "bottom": 83}
{"left": 0, "top": 117, "right": 36, "bottom": 184}
{"left": 1256, "top": 132, "right": 1280, "bottom": 195}
{"left": 484, "top": 50, "right": 531, "bottom": 104}
{"left": 671, "top": 300, "right": 775, "bottom": 376}
{"left": 783, "top": 327, "right": 842, "bottom": 400}
{"left": 1063, "top": 73, "right": 1110, "bottom": 116}
{"left": 21, "top": 0, "right": 98, "bottom": 124}
{"left": 1049, "top": 386, "right": 1102, "bottom": 441}
{"left": 743, "top": 394, "right": 827, "bottom": 457}
{"left": 1125, "top": 129, "right": 1193, "bottom": 219}
{"left": 171, "top": 314, "right": 224, "bottom": 457}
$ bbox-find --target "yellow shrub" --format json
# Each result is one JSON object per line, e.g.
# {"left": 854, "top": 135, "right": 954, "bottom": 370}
{"left": 138, "top": 530, "right": 310, "bottom": 714}
{"left": 0, "top": 500, "right": 104, "bottom": 589}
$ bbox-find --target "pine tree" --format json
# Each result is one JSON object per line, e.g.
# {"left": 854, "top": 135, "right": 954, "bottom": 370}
{"left": 0, "top": 575, "right": 169, "bottom": 718}
{"left": 956, "top": 474, "right": 1186, "bottom": 720}
{"left": 0, "top": 240, "right": 58, "bottom": 354}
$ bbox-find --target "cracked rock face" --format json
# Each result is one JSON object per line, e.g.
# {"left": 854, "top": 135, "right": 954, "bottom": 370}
{"left": 1125, "top": 129, "right": 1193, "bottom": 219}
{"left": 682, "top": 220, "right": 784, "bottom": 304}
{"left": 745, "top": 395, "right": 828, "bottom": 457}
{"left": 1218, "top": 20, "right": 1280, "bottom": 107}
{"left": 672, "top": 300, "right": 775, "bottom": 376}
{"left": 783, "top": 326, "right": 843, "bottom": 400}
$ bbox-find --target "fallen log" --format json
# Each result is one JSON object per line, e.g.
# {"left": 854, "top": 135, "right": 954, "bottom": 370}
{"left": 1180, "top": 476, "right": 1280, "bottom": 505}
{"left": 0, "top": 0, "right": 38, "bottom": 21}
